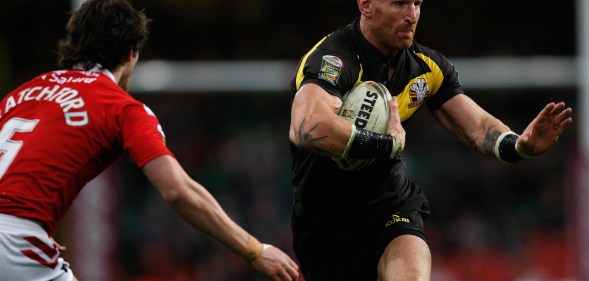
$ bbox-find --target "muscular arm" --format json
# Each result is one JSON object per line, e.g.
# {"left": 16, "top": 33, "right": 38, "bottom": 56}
{"left": 290, "top": 82, "right": 406, "bottom": 159}
{"left": 432, "top": 93, "right": 511, "bottom": 159}
{"left": 289, "top": 83, "right": 352, "bottom": 158}
{"left": 432, "top": 93, "right": 573, "bottom": 160}
{"left": 142, "top": 155, "right": 299, "bottom": 280}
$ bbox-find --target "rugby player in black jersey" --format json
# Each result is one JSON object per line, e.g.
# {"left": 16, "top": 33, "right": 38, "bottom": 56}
{"left": 288, "top": 0, "right": 572, "bottom": 280}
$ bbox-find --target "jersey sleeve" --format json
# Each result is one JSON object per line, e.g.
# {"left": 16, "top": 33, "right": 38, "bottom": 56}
{"left": 119, "top": 103, "right": 173, "bottom": 168}
{"left": 425, "top": 49, "right": 463, "bottom": 111}
{"left": 292, "top": 35, "right": 361, "bottom": 99}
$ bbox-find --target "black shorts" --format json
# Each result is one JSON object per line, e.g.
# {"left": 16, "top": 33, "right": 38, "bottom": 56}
{"left": 292, "top": 184, "right": 430, "bottom": 281}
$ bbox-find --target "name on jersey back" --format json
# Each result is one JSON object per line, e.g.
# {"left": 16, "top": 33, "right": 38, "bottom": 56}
{"left": 1, "top": 72, "right": 92, "bottom": 126}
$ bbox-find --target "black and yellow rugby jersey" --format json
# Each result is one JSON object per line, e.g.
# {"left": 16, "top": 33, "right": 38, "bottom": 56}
{"left": 289, "top": 17, "right": 462, "bottom": 241}
{"left": 291, "top": 18, "right": 462, "bottom": 120}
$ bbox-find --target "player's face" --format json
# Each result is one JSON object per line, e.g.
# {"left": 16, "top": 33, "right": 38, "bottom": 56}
{"left": 364, "top": 0, "right": 422, "bottom": 54}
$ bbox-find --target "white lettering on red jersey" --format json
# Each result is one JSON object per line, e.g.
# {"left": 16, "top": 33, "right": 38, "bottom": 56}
{"left": 0, "top": 69, "right": 173, "bottom": 234}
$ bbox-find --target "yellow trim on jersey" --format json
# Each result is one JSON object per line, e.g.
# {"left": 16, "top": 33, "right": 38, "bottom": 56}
{"left": 396, "top": 53, "right": 445, "bottom": 121}
{"left": 354, "top": 57, "right": 364, "bottom": 88}
{"left": 295, "top": 36, "right": 329, "bottom": 90}
{"left": 296, "top": 38, "right": 364, "bottom": 94}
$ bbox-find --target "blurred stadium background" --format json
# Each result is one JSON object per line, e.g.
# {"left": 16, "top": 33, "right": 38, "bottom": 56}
{"left": 0, "top": 0, "right": 585, "bottom": 280}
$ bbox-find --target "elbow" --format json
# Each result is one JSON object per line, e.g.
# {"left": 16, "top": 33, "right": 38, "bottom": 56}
{"left": 289, "top": 126, "right": 322, "bottom": 151}
{"left": 289, "top": 114, "right": 328, "bottom": 151}
{"left": 159, "top": 180, "right": 210, "bottom": 213}
{"left": 159, "top": 184, "right": 186, "bottom": 206}
{"left": 289, "top": 126, "right": 311, "bottom": 150}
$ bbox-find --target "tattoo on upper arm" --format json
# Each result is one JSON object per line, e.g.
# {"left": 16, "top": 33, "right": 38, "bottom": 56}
{"left": 294, "top": 117, "right": 328, "bottom": 148}
{"left": 482, "top": 128, "right": 501, "bottom": 157}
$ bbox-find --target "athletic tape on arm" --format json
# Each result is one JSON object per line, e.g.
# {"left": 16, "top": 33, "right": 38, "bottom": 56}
{"left": 493, "top": 131, "right": 532, "bottom": 164}
{"left": 344, "top": 127, "right": 403, "bottom": 159}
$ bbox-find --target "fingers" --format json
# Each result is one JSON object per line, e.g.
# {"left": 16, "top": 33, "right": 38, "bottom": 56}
{"left": 389, "top": 96, "right": 400, "bottom": 122}
{"left": 555, "top": 107, "right": 573, "bottom": 129}
{"left": 387, "top": 96, "right": 404, "bottom": 136}
{"left": 520, "top": 101, "right": 572, "bottom": 155}
{"left": 274, "top": 264, "right": 299, "bottom": 281}
{"left": 51, "top": 238, "right": 67, "bottom": 251}
{"left": 546, "top": 102, "right": 573, "bottom": 132}
{"left": 287, "top": 258, "right": 299, "bottom": 277}
{"left": 256, "top": 247, "right": 299, "bottom": 281}
{"left": 273, "top": 254, "right": 299, "bottom": 281}
{"left": 272, "top": 262, "right": 299, "bottom": 281}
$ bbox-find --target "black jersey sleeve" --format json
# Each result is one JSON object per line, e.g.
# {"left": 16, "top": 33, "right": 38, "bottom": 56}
{"left": 291, "top": 31, "right": 362, "bottom": 99}
{"left": 421, "top": 48, "right": 463, "bottom": 112}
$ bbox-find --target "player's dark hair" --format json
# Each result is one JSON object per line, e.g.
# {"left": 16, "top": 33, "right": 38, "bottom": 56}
{"left": 57, "top": 0, "right": 150, "bottom": 71}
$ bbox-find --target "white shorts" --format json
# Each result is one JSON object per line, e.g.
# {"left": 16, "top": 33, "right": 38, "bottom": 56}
{"left": 0, "top": 213, "right": 74, "bottom": 281}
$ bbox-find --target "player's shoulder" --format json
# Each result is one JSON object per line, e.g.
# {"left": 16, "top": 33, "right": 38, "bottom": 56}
{"left": 313, "top": 20, "right": 360, "bottom": 52}
{"left": 410, "top": 42, "right": 452, "bottom": 62}
{"left": 409, "top": 41, "right": 458, "bottom": 75}
{"left": 312, "top": 24, "right": 363, "bottom": 72}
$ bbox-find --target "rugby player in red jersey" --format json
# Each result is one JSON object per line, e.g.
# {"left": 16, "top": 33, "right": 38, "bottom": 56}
{"left": 0, "top": 1, "right": 299, "bottom": 280}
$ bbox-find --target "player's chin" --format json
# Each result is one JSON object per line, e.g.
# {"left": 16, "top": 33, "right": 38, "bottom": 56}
{"left": 400, "top": 37, "right": 414, "bottom": 47}
{"left": 393, "top": 41, "right": 413, "bottom": 50}
{"left": 392, "top": 36, "right": 413, "bottom": 49}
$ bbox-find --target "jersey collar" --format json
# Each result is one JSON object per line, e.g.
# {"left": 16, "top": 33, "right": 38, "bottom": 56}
{"left": 73, "top": 63, "right": 116, "bottom": 83}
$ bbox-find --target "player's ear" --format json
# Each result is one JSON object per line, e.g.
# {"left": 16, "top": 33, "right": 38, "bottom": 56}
{"left": 358, "top": 0, "right": 372, "bottom": 17}
{"left": 124, "top": 49, "right": 138, "bottom": 63}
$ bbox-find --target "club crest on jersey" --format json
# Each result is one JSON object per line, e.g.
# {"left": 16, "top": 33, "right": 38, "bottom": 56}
{"left": 408, "top": 78, "right": 430, "bottom": 109}
{"left": 318, "top": 55, "right": 343, "bottom": 85}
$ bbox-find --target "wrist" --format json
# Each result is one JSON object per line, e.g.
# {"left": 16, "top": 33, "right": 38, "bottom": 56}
{"left": 343, "top": 126, "right": 403, "bottom": 160}
{"left": 241, "top": 235, "right": 264, "bottom": 263}
{"left": 493, "top": 131, "right": 532, "bottom": 164}
{"left": 341, "top": 123, "right": 357, "bottom": 159}
{"left": 389, "top": 132, "right": 404, "bottom": 159}
{"left": 514, "top": 139, "right": 533, "bottom": 159}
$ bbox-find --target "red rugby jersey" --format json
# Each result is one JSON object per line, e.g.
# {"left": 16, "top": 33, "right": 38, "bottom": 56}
{"left": 0, "top": 69, "right": 173, "bottom": 234}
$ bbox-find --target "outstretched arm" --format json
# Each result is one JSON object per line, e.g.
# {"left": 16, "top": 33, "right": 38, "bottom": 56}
{"left": 432, "top": 93, "right": 572, "bottom": 162}
{"left": 142, "top": 155, "right": 299, "bottom": 281}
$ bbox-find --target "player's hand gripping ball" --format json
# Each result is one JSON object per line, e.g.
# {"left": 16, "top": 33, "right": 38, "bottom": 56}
{"left": 334, "top": 81, "right": 393, "bottom": 171}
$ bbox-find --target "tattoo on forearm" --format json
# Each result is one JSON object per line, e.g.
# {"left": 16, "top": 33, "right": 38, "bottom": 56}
{"left": 295, "top": 117, "right": 328, "bottom": 148}
{"left": 482, "top": 128, "right": 502, "bottom": 158}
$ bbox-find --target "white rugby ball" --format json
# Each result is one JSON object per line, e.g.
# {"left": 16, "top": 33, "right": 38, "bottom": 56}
{"left": 334, "top": 81, "right": 392, "bottom": 171}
